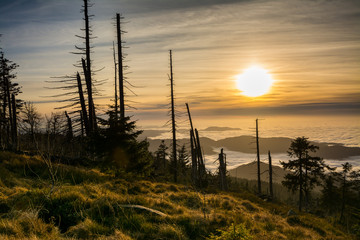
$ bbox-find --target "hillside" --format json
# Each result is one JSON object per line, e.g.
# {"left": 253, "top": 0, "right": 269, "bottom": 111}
{"left": 145, "top": 135, "right": 360, "bottom": 160}
{"left": 0, "top": 152, "right": 355, "bottom": 239}
{"left": 229, "top": 161, "right": 288, "bottom": 184}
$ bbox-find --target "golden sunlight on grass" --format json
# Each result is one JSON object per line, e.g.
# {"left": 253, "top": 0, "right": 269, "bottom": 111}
{"left": 235, "top": 66, "right": 274, "bottom": 97}
{"left": 0, "top": 152, "right": 354, "bottom": 239}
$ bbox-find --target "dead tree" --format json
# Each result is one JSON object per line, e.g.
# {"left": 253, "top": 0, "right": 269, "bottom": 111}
{"left": 218, "top": 148, "right": 228, "bottom": 191}
{"left": 169, "top": 50, "right": 177, "bottom": 182}
{"left": 185, "top": 103, "right": 206, "bottom": 187}
{"left": 80, "top": 111, "right": 84, "bottom": 137}
{"left": 65, "top": 111, "right": 73, "bottom": 139}
{"left": 117, "top": 13, "right": 125, "bottom": 119}
{"left": 81, "top": 58, "right": 96, "bottom": 132}
{"left": 75, "top": 0, "right": 98, "bottom": 133}
{"left": 83, "top": 0, "right": 92, "bottom": 87}
{"left": 256, "top": 118, "right": 261, "bottom": 195}
{"left": 76, "top": 72, "right": 89, "bottom": 135}
{"left": 186, "top": 103, "right": 198, "bottom": 184}
{"left": 75, "top": 0, "right": 97, "bottom": 133}
{"left": 21, "top": 102, "right": 41, "bottom": 147}
{"left": 11, "top": 94, "right": 17, "bottom": 150}
{"left": 195, "top": 128, "right": 206, "bottom": 186}
{"left": 113, "top": 41, "right": 118, "bottom": 117}
{"left": 5, "top": 72, "right": 13, "bottom": 146}
{"left": 190, "top": 129, "right": 197, "bottom": 183}
{"left": 268, "top": 150, "right": 273, "bottom": 199}
{"left": 46, "top": 0, "right": 99, "bottom": 137}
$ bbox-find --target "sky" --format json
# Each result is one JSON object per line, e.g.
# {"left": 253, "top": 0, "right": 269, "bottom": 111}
{"left": 0, "top": 0, "right": 359, "bottom": 128}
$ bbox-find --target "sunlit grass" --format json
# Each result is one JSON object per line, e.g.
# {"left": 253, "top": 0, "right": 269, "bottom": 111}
{"left": 0, "top": 151, "right": 355, "bottom": 239}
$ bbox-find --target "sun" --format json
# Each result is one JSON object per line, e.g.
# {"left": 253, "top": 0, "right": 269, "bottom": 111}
{"left": 235, "top": 66, "right": 274, "bottom": 97}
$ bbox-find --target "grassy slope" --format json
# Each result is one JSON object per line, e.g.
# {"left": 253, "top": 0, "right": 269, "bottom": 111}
{"left": 0, "top": 152, "right": 354, "bottom": 240}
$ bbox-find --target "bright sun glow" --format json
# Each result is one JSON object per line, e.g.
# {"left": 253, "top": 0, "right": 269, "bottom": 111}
{"left": 236, "top": 66, "right": 274, "bottom": 97}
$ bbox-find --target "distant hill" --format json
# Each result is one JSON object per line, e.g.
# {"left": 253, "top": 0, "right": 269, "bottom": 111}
{"left": 140, "top": 129, "right": 167, "bottom": 138}
{"left": 140, "top": 127, "right": 242, "bottom": 139}
{"left": 147, "top": 135, "right": 360, "bottom": 160}
{"left": 229, "top": 161, "right": 288, "bottom": 184}
{"left": 201, "top": 126, "right": 242, "bottom": 131}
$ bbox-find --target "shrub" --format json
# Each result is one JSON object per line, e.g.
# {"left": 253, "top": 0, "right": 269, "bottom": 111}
{"left": 208, "top": 223, "right": 253, "bottom": 240}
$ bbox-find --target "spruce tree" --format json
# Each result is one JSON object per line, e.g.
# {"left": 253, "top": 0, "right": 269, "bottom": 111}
{"left": 154, "top": 140, "right": 168, "bottom": 173}
{"left": 281, "top": 137, "right": 329, "bottom": 211}
{"left": 0, "top": 51, "right": 21, "bottom": 150}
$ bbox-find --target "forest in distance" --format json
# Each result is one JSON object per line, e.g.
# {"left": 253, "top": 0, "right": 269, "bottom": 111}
{"left": 1, "top": 0, "right": 360, "bottom": 239}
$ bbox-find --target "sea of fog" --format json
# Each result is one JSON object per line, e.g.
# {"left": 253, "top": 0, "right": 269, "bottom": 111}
{"left": 205, "top": 148, "right": 360, "bottom": 172}
{"left": 145, "top": 115, "right": 360, "bottom": 172}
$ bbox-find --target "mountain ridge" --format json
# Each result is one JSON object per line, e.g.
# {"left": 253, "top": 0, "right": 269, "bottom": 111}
{"left": 146, "top": 135, "right": 360, "bottom": 160}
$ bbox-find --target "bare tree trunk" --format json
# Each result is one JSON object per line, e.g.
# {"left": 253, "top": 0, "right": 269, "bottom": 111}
{"left": 0, "top": 108, "right": 3, "bottom": 149}
{"left": 340, "top": 173, "right": 346, "bottom": 221}
{"left": 1, "top": 56, "right": 9, "bottom": 148}
{"left": 80, "top": 110, "right": 84, "bottom": 138}
{"left": 195, "top": 128, "right": 206, "bottom": 187}
{"left": 5, "top": 77, "right": 13, "bottom": 148}
{"left": 169, "top": 50, "right": 177, "bottom": 182}
{"left": 190, "top": 130, "right": 197, "bottom": 184}
{"left": 299, "top": 154, "right": 303, "bottom": 212}
{"left": 185, "top": 103, "right": 194, "bottom": 132}
{"left": 84, "top": 0, "right": 92, "bottom": 92}
{"left": 268, "top": 150, "right": 273, "bottom": 199}
{"left": 304, "top": 153, "right": 310, "bottom": 212}
{"left": 76, "top": 72, "right": 89, "bottom": 136}
{"left": 186, "top": 103, "right": 199, "bottom": 185}
{"left": 65, "top": 111, "right": 73, "bottom": 139}
{"left": 1, "top": 55, "right": 10, "bottom": 148}
{"left": 81, "top": 58, "right": 95, "bottom": 133}
{"left": 11, "top": 94, "right": 17, "bottom": 150}
{"left": 113, "top": 41, "right": 118, "bottom": 118}
{"left": 256, "top": 118, "right": 261, "bottom": 195}
{"left": 82, "top": 0, "right": 96, "bottom": 132}
{"left": 117, "top": 13, "right": 125, "bottom": 119}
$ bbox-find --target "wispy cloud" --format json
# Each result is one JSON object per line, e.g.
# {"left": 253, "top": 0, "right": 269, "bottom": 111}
{"left": 0, "top": 0, "right": 359, "bottom": 121}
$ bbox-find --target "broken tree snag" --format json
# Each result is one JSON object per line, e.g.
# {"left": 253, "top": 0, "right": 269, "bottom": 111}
{"left": 190, "top": 129, "right": 197, "bottom": 184}
{"left": 80, "top": 110, "right": 84, "bottom": 137}
{"left": 185, "top": 103, "right": 194, "bottom": 131}
{"left": 195, "top": 128, "right": 206, "bottom": 188}
{"left": 268, "top": 150, "right": 273, "bottom": 199}
{"left": 81, "top": 58, "right": 96, "bottom": 133}
{"left": 186, "top": 103, "right": 202, "bottom": 186}
{"left": 65, "top": 111, "right": 73, "bottom": 139}
{"left": 76, "top": 72, "right": 89, "bottom": 136}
